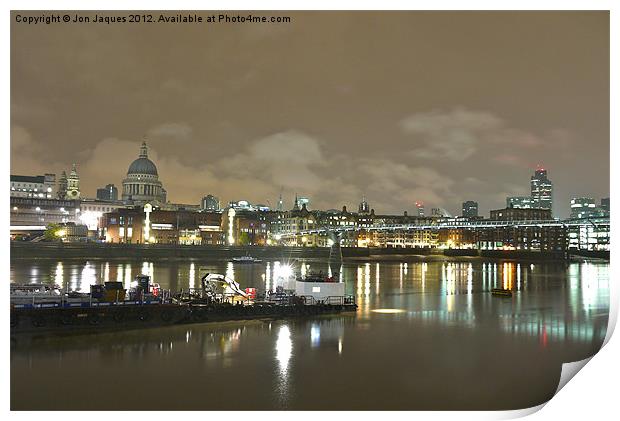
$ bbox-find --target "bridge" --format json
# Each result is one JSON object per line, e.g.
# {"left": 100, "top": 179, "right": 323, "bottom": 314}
{"left": 275, "top": 217, "right": 610, "bottom": 239}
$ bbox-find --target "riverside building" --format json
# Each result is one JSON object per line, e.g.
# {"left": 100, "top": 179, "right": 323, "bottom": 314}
{"left": 10, "top": 174, "right": 56, "bottom": 199}
{"left": 101, "top": 207, "right": 223, "bottom": 245}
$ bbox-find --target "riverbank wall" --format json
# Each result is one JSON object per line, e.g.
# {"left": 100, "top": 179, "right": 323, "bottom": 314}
{"left": 9, "top": 242, "right": 598, "bottom": 261}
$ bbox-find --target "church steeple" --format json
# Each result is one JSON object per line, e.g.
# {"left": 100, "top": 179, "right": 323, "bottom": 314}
{"left": 66, "top": 164, "right": 80, "bottom": 199}
{"left": 277, "top": 187, "right": 284, "bottom": 211}
{"left": 293, "top": 193, "right": 300, "bottom": 211}
{"left": 359, "top": 195, "right": 369, "bottom": 214}
{"left": 139, "top": 140, "right": 148, "bottom": 158}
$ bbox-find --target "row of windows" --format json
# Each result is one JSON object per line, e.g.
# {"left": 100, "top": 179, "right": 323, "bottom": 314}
{"left": 82, "top": 205, "right": 116, "bottom": 212}
{"left": 108, "top": 216, "right": 136, "bottom": 225}
{"left": 11, "top": 183, "right": 44, "bottom": 188}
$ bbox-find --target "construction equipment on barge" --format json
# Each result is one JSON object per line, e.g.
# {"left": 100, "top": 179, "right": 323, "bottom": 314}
{"left": 10, "top": 272, "right": 356, "bottom": 336}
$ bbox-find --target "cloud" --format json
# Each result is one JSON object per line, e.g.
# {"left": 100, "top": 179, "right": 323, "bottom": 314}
{"left": 11, "top": 126, "right": 63, "bottom": 174}
{"left": 11, "top": 125, "right": 463, "bottom": 213}
{"left": 9, "top": 115, "right": 578, "bottom": 218}
{"left": 148, "top": 122, "right": 194, "bottom": 141}
{"left": 400, "top": 108, "right": 571, "bottom": 165}
{"left": 401, "top": 109, "right": 503, "bottom": 161}
{"left": 215, "top": 130, "right": 325, "bottom": 193}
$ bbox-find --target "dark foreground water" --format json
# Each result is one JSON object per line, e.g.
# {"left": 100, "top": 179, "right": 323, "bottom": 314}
{"left": 10, "top": 257, "right": 609, "bottom": 410}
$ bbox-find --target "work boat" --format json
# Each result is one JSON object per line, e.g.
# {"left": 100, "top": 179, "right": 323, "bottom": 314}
{"left": 232, "top": 255, "right": 262, "bottom": 264}
{"left": 269, "top": 270, "right": 346, "bottom": 305}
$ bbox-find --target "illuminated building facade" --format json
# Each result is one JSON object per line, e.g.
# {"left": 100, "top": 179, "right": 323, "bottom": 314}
{"left": 79, "top": 199, "right": 126, "bottom": 231}
{"left": 570, "top": 197, "right": 598, "bottom": 219}
{"left": 296, "top": 196, "right": 310, "bottom": 209}
{"left": 567, "top": 217, "right": 609, "bottom": 251}
{"left": 122, "top": 141, "right": 167, "bottom": 205}
{"left": 415, "top": 201, "right": 425, "bottom": 217}
{"left": 490, "top": 207, "right": 553, "bottom": 221}
{"left": 101, "top": 207, "right": 223, "bottom": 245}
{"left": 10, "top": 174, "right": 56, "bottom": 199}
{"left": 475, "top": 226, "right": 567, "bottom": 251}
{"left": 10, "top": 197, "right": 80, "bottom": 227}
{"left": 462, "top": 201, "right": 478, "bottom": 218}
{"left": 530, "top": 168, "right": 553, "bottom": 211}
{"left": 506, "top": 196, "right": 535, "bottom": 209}
{"left": 220, "top": 208, "right": 270, "bottom": 246}
{"left": 227, "top": 200, "right": 269, "bottom": 212}
{"left": 96, "top": 184, "right": 118, "bottom": 201}
{"left": 201, "top": 194, "right": 220, "bottom": 211}
{"left": 56, "top": 222, "right": 89, "bottom": 242}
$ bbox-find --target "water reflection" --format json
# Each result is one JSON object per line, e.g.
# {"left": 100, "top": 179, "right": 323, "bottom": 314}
{"left": 189, "top": 263, "right": 196, "bottom": 290}
{"left": 275, "top": 324, "right": 292, "bottom": 405}
{"left": 276, "top": 325, "right": 292, "bottom": 374}
{"left": 11, "top": 254, "right": 609, "bottom": 410}
{"left": 79, "top": 262, "right": 96, "bottom": 292}
{"left": 54, "top": 262, "right": 63, "bottom": 288}
{"left": 11, "top": 259, "right": 609, "bottom": 374}
{"left": 124, "top": 263, "right": 131, "bottom": 289}
{"left": 69, "top": 266, "right": 78, "bottom": 292}
{"left": 375, "top": 263, "right": 380, "bottom": 294}
{"left": 310, "top": 323, "right": 320, "bottom": 347}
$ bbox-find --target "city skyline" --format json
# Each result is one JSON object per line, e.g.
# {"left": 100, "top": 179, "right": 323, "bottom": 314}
{"left": 11, "top": 11, "right": 609, "bottom": 218}
{"left": 10, "top": 143, "right": 608, "bottom": 219}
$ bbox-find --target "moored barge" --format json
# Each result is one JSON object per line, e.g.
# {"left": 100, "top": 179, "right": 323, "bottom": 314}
{"left": 10, "top": 272, "right": 357, "bottom": 336}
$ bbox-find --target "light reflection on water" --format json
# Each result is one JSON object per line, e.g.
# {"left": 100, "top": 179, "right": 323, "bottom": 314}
{"left": 11, "top": 259, "right": 609, "bottom": 343}
{"left": 10, "top": 258, "right": 609, "bottom": 410}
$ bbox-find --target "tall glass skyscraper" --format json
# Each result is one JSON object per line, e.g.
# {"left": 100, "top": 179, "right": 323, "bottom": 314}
{"left": 530, "top": 168, "right": 553, "bottom": 212}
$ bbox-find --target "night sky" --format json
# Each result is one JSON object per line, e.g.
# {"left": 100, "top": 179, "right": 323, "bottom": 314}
{"left": 10, "top": 11, "right": 609, "bottom": 218}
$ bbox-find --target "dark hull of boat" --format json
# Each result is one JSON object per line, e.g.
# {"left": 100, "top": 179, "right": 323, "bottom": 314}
{"left": 10, "top": 302, "right": 357, "bottom": 336}
{"left": 490, "top": 288, "right": 513, "bottom": 297}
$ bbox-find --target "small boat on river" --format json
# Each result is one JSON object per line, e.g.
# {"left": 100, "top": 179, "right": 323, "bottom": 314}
{"left": 231, "top": 255, "right": 262, "bottom": 264}
{"left": 491, "top": 288, "right": 513, "bottom": 297}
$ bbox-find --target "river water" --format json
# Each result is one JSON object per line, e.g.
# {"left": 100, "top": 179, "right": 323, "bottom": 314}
{"left": 10, "top": 257, "right": 609, "bottom": 410}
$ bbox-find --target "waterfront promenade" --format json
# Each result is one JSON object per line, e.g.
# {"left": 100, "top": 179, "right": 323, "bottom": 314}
{"left": 9, "top": 241, "right": 607, "bottom": 261}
